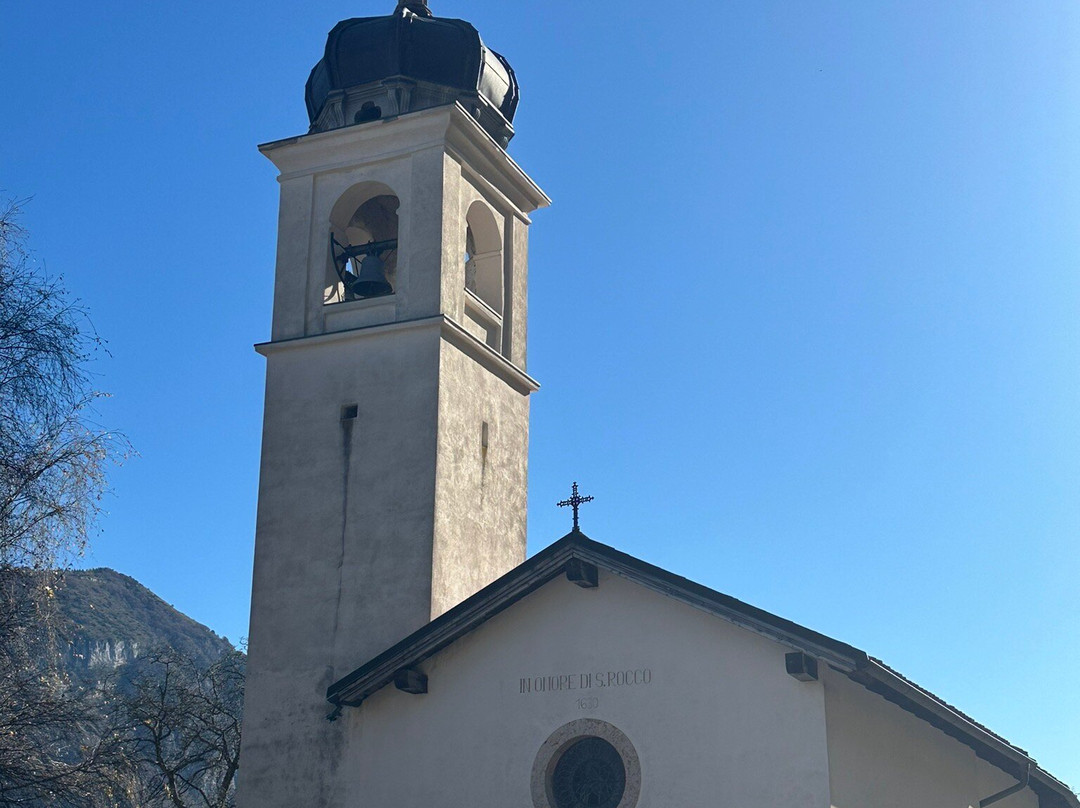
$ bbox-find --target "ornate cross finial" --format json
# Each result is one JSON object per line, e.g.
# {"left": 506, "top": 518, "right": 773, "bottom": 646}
{"left": 557, "top": 482, "right": 594, "bottom": 533}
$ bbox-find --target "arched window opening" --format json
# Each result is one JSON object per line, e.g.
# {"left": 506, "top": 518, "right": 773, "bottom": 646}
{"left": 464, "top": 203, "right": 502, "bottom": 314}
{"left": 327, "top": 186, "right": 400, "bottom": 305}
{"left": 463, "top": 201, "right": 504, "bottom": 351}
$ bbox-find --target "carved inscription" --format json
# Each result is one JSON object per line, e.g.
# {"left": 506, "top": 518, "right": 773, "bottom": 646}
{"left": 519, "top": 669, "right": 653, "bottom": 695}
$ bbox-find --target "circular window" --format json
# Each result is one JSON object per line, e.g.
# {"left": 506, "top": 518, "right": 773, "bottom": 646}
{"left": 531, "top": 719, "right": 640, "bottom": 808}
{"left": 551, "top": 737, "right": 626, "bottom": 808}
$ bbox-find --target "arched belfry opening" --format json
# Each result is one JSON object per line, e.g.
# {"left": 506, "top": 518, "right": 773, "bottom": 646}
{"left": 463, "top": 200, "right": 504, "bottom": 351}
{"left": 327, "top": 183, "right": 400, "bottom": 304}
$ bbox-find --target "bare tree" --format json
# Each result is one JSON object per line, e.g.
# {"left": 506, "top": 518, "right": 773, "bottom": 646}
{"left": 0, "top": 199, "right": 122, "bottom": 573}
{"left": 0, "top": 200, "right": 131, "bottom": 806}
{"left": 115, "top": 650, "right": 244, "bottom": 808}
{"left": 0, "top": 571, "right": 135, "bottom": 808}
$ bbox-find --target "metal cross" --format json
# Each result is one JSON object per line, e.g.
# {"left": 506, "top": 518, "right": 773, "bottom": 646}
{"left": 557, "top": 482, "right": 594, "bottom": 533}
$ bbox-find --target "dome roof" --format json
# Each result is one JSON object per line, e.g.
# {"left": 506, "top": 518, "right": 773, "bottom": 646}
{"left": 305, "top": 1, "right": 520, "bottom": 146}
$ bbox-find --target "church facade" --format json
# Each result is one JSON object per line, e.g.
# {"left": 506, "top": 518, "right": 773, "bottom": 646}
{"left": 238, "top": 4, "right": 1077, "bottom": 808}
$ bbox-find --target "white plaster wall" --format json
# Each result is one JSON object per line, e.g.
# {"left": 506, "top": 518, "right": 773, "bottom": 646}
{"left": 506, "top": 212, "right": 530, "bottom": 369}
{"left": 440, "top": 156, "right": 526, "bottom": 363}
{"left": 430, "top": 339, "right": 530, "bottom": 618}
{"left": 241, "top": 325, "right": 442, "bottom": 808}
{"left": 339, "top": 571, "right": 833, "bottom": 807}
{"left": 270, "top": 174, "right": 315, "bottom": 341}
{"left": 824, "top": 667, "right": 1039, "bottom": 808}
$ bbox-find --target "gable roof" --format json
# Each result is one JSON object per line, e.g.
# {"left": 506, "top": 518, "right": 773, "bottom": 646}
{"left": 327, "top": 531, "right": 1077, "bottom": 808}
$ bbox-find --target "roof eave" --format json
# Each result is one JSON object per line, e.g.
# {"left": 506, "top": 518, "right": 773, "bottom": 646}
{"left": 851, "top": 660, "right": 1078, "bottom": 808}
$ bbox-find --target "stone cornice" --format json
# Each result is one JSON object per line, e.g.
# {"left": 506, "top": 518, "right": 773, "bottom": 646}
{"left": 254, "top": 314, "right": 539, "bottom": 396}
{"left": 259, "top": 104, "right": 550, "bottom": 215}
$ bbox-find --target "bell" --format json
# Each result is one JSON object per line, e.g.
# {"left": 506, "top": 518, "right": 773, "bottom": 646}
{"left": 348, "top": 253, "right": 393, "bottom": 298}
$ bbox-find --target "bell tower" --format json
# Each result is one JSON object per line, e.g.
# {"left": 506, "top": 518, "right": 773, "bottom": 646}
{"left": 238, "top": 3, "right": 549, "bottom": 805}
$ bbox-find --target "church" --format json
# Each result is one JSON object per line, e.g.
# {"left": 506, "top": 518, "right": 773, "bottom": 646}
{"left": 237, "top": 3, "right": 1078, "bottom": 807}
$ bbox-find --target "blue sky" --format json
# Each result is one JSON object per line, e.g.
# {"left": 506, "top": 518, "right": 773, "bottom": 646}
{"left": 3, "top": 0, "right": 1078, "bottom": 788}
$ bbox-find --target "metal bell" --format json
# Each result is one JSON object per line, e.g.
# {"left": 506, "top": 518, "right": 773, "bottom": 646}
{"left": 348, "top": 253, "right": 393, "bottom": 298}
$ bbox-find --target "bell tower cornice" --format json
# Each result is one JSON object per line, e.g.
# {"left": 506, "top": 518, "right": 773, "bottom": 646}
{"left": 259, "top": 103, "right": 550, "bottom": 215}
{"left": 254, "top": 314, "right": 541, "bottom": 396}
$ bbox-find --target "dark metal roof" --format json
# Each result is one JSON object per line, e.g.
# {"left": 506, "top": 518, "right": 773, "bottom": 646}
{"left": 327, "top": 531, "right": 1078, "bottom": 808}
{"left": 305, "top": 1, "right": 519, "bottom": 144}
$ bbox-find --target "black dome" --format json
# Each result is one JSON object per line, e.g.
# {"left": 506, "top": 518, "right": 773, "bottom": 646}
{"left": 305, "top": 1, "right": 520, "bottom": 146}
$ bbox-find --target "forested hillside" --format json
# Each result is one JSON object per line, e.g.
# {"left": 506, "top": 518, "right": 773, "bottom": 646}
{"left": 51, "top": 568, "right": 236, "bottom": 685}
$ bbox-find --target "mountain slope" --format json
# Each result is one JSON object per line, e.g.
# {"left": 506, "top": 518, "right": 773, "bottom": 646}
{"left": 52, "top": 568, "right": 234, "bottom": 685}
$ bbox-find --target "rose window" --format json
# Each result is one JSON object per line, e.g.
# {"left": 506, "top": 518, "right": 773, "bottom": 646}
{"left": 550, "top": 737, "right": 626, "bottom": 808}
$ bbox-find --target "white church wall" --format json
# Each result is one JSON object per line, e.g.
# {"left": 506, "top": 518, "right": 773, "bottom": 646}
{"left": 243, "top": 325, "right": 443, "bottom": 806}
{"left": 268, "top": 173, "right": 314, "bottom": 342}
{"left": 339, "top": 570, "right": 833, "bottom": 807}
{"left": 431, "top": 338, "right": 529, "bottom": 618}
{"left": 823, "top": 667, "right": 1038, "bottom": 808}
{"left": 503, "top": 211, "right": 529, "bottom": 367}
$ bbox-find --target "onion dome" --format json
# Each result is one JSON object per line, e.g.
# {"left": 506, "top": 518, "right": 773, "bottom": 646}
{"left": 305, "top": 0, "right": 520, "bottom": 147}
